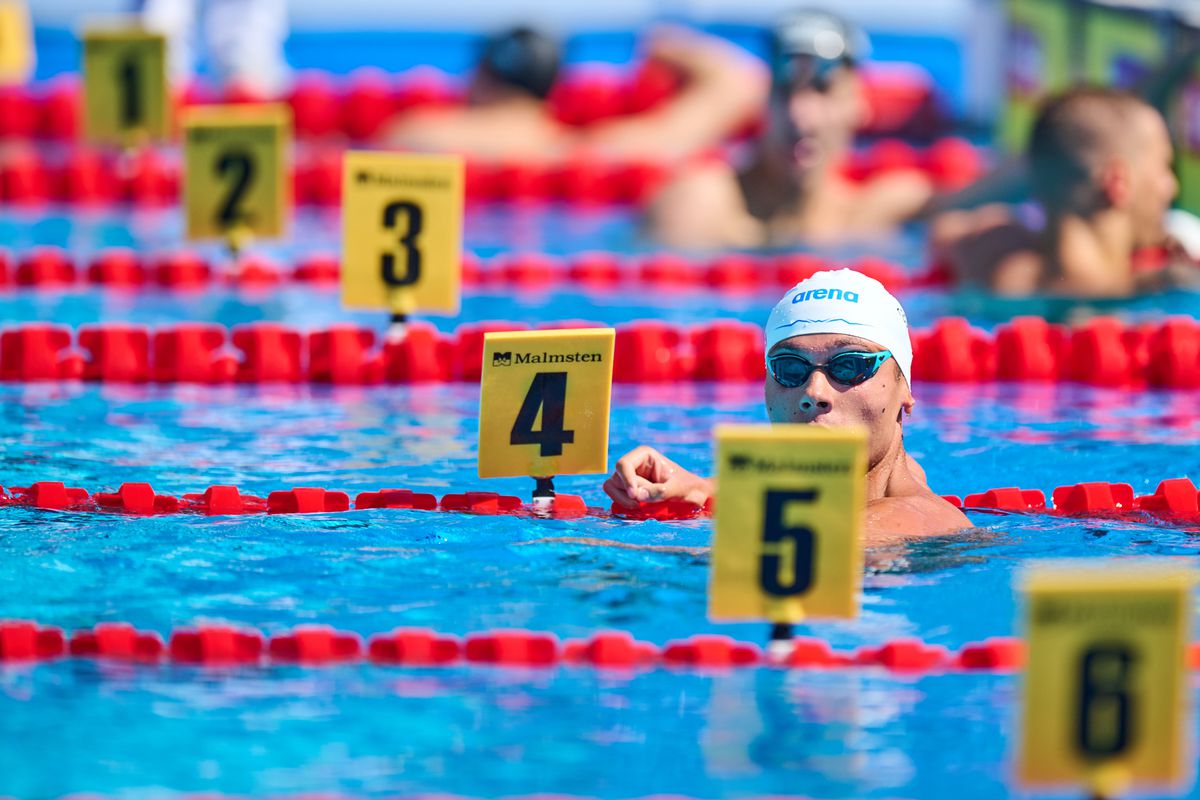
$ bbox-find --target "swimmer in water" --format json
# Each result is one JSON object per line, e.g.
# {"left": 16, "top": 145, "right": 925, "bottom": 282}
{"left": 647, "top": 9, "right": 934, "bottom": 248}
{"left": 938, "top": 87, "right": 1193, "bottom": 298}
{"left": 380, "top": 25, "right": 768, "bottom": 163}
{"left": 602, "top": 269, "right": 970, "bottom": 542}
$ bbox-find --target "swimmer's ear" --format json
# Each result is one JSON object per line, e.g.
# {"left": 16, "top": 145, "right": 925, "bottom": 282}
{"left": 900, "top": 390, "right": 915, "bottom": 421}
{"left": 1099, "top": 157, "right": 1132, "bottom": 210}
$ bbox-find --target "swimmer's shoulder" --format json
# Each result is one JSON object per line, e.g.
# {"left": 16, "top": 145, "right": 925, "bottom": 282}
{"left": 866, "top": 492, "right": 972, "bottom": 539}
{"left": 646, "top": 158, "right": 763, "bottom": 249}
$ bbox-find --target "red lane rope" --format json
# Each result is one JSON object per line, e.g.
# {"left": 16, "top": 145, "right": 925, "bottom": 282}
{"left": 5, "top": 65, "right": 946, "bottom": 143}
{"left": 0, "top": 247, "right": 940, "bottom": 294}
{"left": 0, "top": 618, "right": 1029, "bottom": 672}
{"left": 2, "top": 313, "right": 1200, "bottom": 386}
{"left": 0, "top": 137, "right": 980, "bottom": 208}
{"left": 1, "top": 476, "right": 1198, "bottom": 521}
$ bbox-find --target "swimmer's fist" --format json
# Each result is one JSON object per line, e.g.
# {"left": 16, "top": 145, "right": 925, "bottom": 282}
{"left": 603, "top": 446, "right": 713, "bottom": 508}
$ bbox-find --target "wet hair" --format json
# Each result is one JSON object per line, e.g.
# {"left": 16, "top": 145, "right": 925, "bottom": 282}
{"left": 770, "top": 9, "right": 864, "bottom": 95}
{"left": 477, "top": 27, "right": 561, "bottom": 100}
{"left": 1027, "top": 86, "right": 1154, "bottom": 214}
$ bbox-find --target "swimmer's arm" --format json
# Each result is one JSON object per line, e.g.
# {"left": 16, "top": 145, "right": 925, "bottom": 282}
{"left": 583, "top": 29, "right": 768, "bottom": 161}
{"left": 861, "top": 171, "right": 936, "bottom": 227}
{"left": 603, "top": 446, "right": 713, "bottom": 507}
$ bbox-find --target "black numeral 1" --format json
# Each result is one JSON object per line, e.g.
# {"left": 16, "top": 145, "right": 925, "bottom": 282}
{"left": 510, "top": 371, "right": 575, "bottom": 457}
{"left": 381, "top": 200, "right": 423, "bottom": 286}
{"left": 1076, "top": 643, "right": 1136, "bottom": 758}
{"left": 117, "top": 57, "right": 141, "bottom": 127}
{"left": 760, "top": 489, "right": 818, "bottom": 596}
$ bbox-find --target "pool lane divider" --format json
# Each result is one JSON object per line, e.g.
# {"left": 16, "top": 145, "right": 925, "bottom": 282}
{"left": 1, "top": 246, "right": 939, "bottom": 294}
{"left": 5, "top": 66, "right": 952, "bottom": 146}
{"left": 4, "top": 313, "right": 1200, "bottom": 386}
{"left": 2, "top": 476, "right": 1199, "bottom": 521}
{"left": 0, "top": 619, "right": 1031, "bottom": 672}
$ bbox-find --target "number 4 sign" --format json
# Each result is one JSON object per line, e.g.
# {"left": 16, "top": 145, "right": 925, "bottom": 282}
{"left": 1018, "top": 561, "right": 1193, "bottom": 795}
{"left": 709, "top": 424, "right": 867, "bottom": 622}
{"left": 478, "top": 329, "right": 615, "bottom": 479}
{"left": 341, "top": 151, "right": 464, "bottom": 316}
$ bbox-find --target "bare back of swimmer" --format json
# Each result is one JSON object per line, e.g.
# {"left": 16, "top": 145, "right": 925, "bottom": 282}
{"left": 939, "top": 87, "right": 1188, "bottom": 298}
{"left": 380, "top": 26, "right": 768, "bottom": 164}
{"left": 602, "top": 270, "right": 969, "bottom": 544}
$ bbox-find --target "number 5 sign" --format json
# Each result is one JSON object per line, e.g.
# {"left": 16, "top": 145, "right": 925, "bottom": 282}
{"left": 709, "top": 424, "right": 867, "bottom": 622}
{"left": 478, "top": 328, "right": 614, "bottom": 479}
{"left": 341, "top": 151, "right": 464, "bottom": 316}
{"left": 1019, "top": 561, "right": 1193, "bottom": 794}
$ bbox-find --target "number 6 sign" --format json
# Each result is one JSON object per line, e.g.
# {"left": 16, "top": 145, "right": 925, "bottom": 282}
{"left": 1018, "top": 561, "right": 1193, "bottom": 794}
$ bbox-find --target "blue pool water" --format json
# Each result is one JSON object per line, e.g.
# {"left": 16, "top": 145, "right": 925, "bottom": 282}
{"left": 5, "top": 206, "right": 1200, "bottom": 799}
{"left": 1, "top": 377, "right": 1200, "bottom": 798}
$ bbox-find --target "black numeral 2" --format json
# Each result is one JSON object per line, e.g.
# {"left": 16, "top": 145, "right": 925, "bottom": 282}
{"left": 216, "top": 151, "right": 255, "bottom": 227}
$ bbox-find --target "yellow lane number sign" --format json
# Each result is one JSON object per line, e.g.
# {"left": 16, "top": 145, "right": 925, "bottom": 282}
{"left": 710, "top": 424, "right": 867, "bottom": 622}
{"left": 1019, "top": 560, "right": 1193, "bottom": 794}
{"left": 342, "top": 151, "right": 464, "bottom": 315}
{"left": 183, "top": 104, "right": 291, "bottom": 242}
{"left": 478, "top": 328, "right": 614, "bottom": 479}
{"left": 0, "top": 1, "right": 33, "bottom": 85}
{"left": 82, "top": 28, "right": 168, "bottom": 145}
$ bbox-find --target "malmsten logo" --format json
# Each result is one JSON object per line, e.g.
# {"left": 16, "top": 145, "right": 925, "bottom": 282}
{"left": 792, "top": 287, "right": 860, "bottom": 304}
{"left": 492, "top": 351, "right": 603, "bottom": 367}
{"left": 728, "top": 454, "right": 850, "bottom": 473}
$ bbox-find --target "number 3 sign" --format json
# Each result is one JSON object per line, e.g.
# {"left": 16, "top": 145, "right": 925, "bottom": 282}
{"left": 341, "top": 151, "right": 464, "bottom": 316}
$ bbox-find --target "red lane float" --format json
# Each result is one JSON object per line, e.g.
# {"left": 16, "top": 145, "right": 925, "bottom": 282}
{"left": 0, "top": 619, "right": 1142, "bottom": 678}
{"left": 10, "top": 315, "right": 1200, "bottom": 386}
{"left": 0, "top": 138, "right": 981, "bottom": 208}
{"left": 0, "top": 246, "right": 933, "bottom": 294}
{"left": 3, "top": 64, "right": 941, "bottom": 143}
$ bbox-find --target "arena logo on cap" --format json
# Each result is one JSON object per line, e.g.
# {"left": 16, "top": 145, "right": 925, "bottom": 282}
{"left": 791, "top": 287, "right": 860, "bottom": 304}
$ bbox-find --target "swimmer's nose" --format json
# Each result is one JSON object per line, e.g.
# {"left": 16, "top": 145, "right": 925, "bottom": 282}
{"left": 797, "top": 369, "right": 835, "bottom": 416}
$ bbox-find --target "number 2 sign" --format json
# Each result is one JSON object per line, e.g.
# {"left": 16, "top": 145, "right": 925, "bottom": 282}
{"left": 709, "top": 424, "right": 867, "bottom": 622}
{"left": 183, "top": 104, "right": 290, "bottom": 242}
{"left": 341, "top": 151, "right": 464, "bottom": 316}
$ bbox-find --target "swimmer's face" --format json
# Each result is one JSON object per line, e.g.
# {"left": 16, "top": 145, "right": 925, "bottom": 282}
{"left": 767, "top": 63, "right": 863, "bottom": 172}
{"left": 1125, "top": 108, "right": 1178, "bottom": 247}
{"left": 765, "top": 333, "right": 913, "bottom": 468}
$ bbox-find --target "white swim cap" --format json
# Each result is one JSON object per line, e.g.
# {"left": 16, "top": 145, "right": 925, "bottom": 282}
{"left": 765, "top": 268, "right": 913, "bottom": 386}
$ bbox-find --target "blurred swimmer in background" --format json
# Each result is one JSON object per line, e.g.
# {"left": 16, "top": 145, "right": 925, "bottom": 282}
{"left": 646, "top": 9, "right": 935, "bottom": 249}
{"left": 937, "top": 87, "right": 1199, "bottom": 298}
{"left": 139, "top": 0, "right": 290, "bottom": 96}
{"left": 381, "top": 25, "right": 768, "bottom": 162}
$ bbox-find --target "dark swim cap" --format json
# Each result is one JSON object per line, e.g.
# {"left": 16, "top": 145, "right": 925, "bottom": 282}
{"left": 478, "top": 27, "right": 561, "bottom": 100}
{"left": 771, "top": 9, "right": 868, "bottom": 91}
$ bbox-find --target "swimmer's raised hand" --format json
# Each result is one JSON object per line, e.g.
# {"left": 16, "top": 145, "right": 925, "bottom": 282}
{"left": 602, "top": 446, "right": 713, "bottom": 507}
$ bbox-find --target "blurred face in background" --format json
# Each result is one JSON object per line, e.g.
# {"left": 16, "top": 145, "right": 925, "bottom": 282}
{"left": 1123, "top": 106, "right": 1178, "bottom": 247}
{"left": 765, "top": 58, "right": 864, "bottom": 176}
